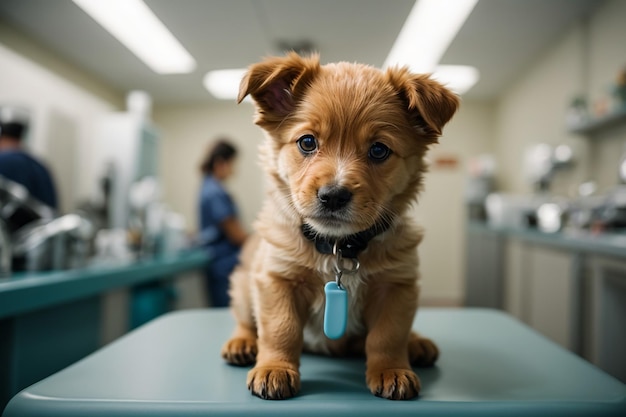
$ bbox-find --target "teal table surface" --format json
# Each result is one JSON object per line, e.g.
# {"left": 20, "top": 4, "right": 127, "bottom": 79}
{"left": 3, "top": 308, "right": 625, "bottom": 417}
{"left": 0, "top": 250, "right": 209, "bottom": 319}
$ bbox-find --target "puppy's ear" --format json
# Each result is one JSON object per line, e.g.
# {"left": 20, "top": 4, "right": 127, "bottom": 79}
{"left": 239, "top": 52, "right": 321, "bottom": 128}
{"left": 386, "top": 67, "right": 460, "bottom": 142}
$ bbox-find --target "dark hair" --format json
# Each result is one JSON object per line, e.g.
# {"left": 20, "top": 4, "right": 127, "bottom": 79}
{"left": 0, "top": 121, "right": 26, "bottom": 140}
{"left": 200, "top": 139, "right": 238, "bottom": 174}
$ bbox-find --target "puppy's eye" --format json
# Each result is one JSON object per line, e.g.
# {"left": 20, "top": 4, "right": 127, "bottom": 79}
{"left": 368, "top": 142, "right": 392, "bottom": 162}
{"left": 297, "top": 135, "right": 318, "bottom": 155}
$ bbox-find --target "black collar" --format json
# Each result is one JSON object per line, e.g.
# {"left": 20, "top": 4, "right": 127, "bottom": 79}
{"left": 301, "top": 218, "right": 392, "bottom": 259}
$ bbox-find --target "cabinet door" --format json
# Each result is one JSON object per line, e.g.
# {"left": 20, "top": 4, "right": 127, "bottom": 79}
{"left": 465, "top": 227, "right": 503, "bottom": 308}
{"left": 503, "top": 238, "right": 527, "bottom": 320}
{"left": 589, "top": 256, "right": 626, "bottom": 382}
{"left": 526, "top": 246, "right": 574, "bottom": 349}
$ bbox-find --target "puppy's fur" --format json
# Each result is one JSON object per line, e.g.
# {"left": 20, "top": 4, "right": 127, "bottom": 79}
{"left": 222, "top": 53, "right": 459, "bottom": 400}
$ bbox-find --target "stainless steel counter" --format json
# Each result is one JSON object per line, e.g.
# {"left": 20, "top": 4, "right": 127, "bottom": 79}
{"left": 468, "top": 221, "right": 626, "bottom": 260}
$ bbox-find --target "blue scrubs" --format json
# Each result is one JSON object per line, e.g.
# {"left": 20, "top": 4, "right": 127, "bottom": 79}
{"left": 198, "top": 175, "right": 241, "bottom": 307}
{"left": 0, "top": 150, "right": 58, "bottom": 209}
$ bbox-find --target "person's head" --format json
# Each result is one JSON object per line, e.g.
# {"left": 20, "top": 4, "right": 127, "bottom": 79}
{"left": 0, "top": 121, "right": 26, "bottom": 150}
{"left": 0, "top": 121, "right": 26, "bottom": 139}
{"left": 200, "top": 139, "right": 238, "bottom": 180}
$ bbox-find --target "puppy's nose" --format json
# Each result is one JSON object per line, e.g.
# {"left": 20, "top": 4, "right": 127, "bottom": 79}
{"left": 318, "top": 185, "right": 352, "bottom": 211}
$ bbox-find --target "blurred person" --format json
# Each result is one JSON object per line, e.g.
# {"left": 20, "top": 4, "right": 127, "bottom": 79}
{"left": 0, "top": 119, "right": 58, "bottom": 210}
{"left": 198, "top": 139, "right": 247, "bottom": 307}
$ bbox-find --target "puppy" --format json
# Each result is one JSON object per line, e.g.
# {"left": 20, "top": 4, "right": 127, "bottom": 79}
{"left": 221, "top": 52, "right": 459, "bottom": 400}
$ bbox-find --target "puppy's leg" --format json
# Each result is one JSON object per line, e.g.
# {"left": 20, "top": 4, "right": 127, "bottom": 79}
{"left": 364, "top": 280, "right": 421, "bottom": 400}
{"left": 408, "top": 331, "right": 439, "bottom": 367}
{"left": 221, "top": 265, "right": 258, "bottom": 366}
{"left": 222, "top": 236, "right": 260, "bottom": 366}
{"left": 247, "top": 274, "right": 310, "bottom": 400}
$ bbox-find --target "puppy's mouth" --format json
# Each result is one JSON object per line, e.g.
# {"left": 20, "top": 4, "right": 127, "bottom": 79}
{"left": 302, "top": 212, "right": 394, "bottom": 258}
{"left": 304, "top": 211, "right": 356, "bottom": 237}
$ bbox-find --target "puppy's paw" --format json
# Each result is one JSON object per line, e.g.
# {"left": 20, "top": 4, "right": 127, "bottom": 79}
{"left": 408, "top": 333, "right": 439, "bottom": 367}
{"left": 367, "top": 368, "right": 421, "bottom": 400}
{"left": 221, "top": 337, "right": 257, "bottom": 366}
{"left": 247, "top": 366, "right": 300, "bottom": 400}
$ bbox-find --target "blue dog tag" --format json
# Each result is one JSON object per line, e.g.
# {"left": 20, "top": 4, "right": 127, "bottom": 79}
{"left": 324, "top": 282, "right": 348, "bottom": 339}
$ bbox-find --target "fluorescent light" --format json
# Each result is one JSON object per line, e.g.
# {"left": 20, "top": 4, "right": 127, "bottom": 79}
{"left": 384, "top": 0, "right": 478, "bottom": 73}
{"left": 203, "top": 65, "right": 479, "bottom": 100}
{"left": 203, "top": 69, "right": 247, "bottom": 100}
{"left": 204, "top": 0, "right": 480, "bottom": 103}
{"left": 431, "top": 65, "right": 479, "bottom": 95}
{"left": 73, "top": 0, "right": 196, "bottom": 74}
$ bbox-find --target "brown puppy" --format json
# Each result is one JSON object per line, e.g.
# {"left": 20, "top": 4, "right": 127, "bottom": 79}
{"left": 221, "top": 53, "right": 459, "bottom": 400}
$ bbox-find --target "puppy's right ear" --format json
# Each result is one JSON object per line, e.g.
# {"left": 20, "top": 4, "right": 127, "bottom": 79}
{"left": 238, "top": 52, "right": 320, "bottom": 129}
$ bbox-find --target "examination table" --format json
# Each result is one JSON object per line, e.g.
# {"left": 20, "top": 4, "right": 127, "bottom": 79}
{"left": 3, "top": 308, "right": 625, "bottom": 416}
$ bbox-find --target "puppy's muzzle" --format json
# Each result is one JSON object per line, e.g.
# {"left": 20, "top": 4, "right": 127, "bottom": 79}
{"left": 318, "top": 185, "right": 352, "bottom": 211}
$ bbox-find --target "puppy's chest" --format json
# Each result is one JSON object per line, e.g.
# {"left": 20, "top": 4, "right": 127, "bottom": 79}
{"left": 303, "top": 270, "right": 367, "bottom": 354}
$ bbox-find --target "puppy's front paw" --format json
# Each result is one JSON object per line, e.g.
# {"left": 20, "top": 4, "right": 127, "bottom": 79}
{"left": 247, "top": 366, "right": 300, "bottom": 400}
{"left": 367, "top": 368, "right": 421, "bottom": 400}
{"left": 408, "top": 333, "right": 439, "bottom": 367}
{"left": 221, "top": 337, "right": 257, "bottom": 366}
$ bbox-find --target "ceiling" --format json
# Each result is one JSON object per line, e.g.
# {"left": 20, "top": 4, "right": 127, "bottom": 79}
{"left": 0, "top": 0, "right": 601, "bottom": 105}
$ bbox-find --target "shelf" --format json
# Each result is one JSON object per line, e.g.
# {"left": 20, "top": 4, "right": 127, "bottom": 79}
{"left": 568, "top": 105, "right": 626, "bottom": 135}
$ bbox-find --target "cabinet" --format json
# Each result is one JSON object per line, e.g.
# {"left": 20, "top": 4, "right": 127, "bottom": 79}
{"left": 503, "top": 238, "right": 525, "bottom": 319}
{"left": 503, "top": 240, "right": 580, "bottom": 351}
{"left": 467, "top": 224, "right": 581, "bottom": 351}
{"left": 465, "top": 224, "right": 504, "bottom": 308}
{"left": 466, "top": 222, "right": 626, "bottom": 381}
{"left": 588, "top": 256, "right": 626, "bottom": 382}
{"left": 525, "top": 245, "right": 578, "bottom": 350}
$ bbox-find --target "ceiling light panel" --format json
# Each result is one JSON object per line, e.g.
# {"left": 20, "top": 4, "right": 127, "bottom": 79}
{"left": 73, "top": 0, "right": 196, "bottom": 74}
{"left": 384, "top": 0, "right": 478, "bottom": 73}
{"left": 432, "top": 65, "right": 480, "bottom": 95}
{"left": 203, "top": 69, "right": 247, "bottom": 100}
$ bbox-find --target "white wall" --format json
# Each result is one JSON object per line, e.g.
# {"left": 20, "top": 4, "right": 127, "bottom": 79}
{"left": 587, "top": 0, "right": 626, "bottom": 110}
{"left": 495, "top": 0, "right": 626, "bottom": 196}
{"left": 153, "top": 102, "right": 265, "bottom": 233}
{"left": 586, "top": 0, "right": 626, "bottom": 189}
{"left": 0, "top": 29, "right": 122, "bottom": 212}
{"left": 414, "top": 101, "right": 496, "bottom": 303}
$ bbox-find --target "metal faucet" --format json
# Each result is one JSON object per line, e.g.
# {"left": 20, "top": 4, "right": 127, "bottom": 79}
{"left": 11, "top": 214, "right": 94, "bottom": 271}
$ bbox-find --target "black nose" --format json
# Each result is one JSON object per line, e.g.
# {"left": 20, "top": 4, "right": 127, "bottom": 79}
{"left": 318, "top": 185, "right": 352, "bottom": 211}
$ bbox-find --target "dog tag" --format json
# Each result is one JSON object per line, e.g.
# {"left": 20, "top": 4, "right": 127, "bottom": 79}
{"left": 324, "top": 282, "right": 348, "bottom": 339}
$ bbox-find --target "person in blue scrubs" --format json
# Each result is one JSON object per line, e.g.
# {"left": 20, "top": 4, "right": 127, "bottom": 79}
{"left": 0, "top": 121, "right": 58, "bottom": 210}
{"left": 198, "top": 139, "right": 247, "bottom": 307}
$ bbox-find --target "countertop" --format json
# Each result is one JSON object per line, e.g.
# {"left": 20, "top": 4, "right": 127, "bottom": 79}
{"left": 0, "top": 249, "right": 210, "bottom": 319}
{"left": 468, "top": 221, "right": 626, "bottom": 260}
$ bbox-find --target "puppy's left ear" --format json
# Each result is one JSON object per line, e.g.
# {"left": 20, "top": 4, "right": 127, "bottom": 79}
{"left": 386, "top": 67, "right": 460, "bottom": 142}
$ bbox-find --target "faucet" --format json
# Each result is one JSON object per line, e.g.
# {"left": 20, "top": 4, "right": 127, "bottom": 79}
{"left": 12, "top": 214, "right": 94, "bottom": 271}
{"left": 0, "top": 219, "right": 10, "bottom": 277}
